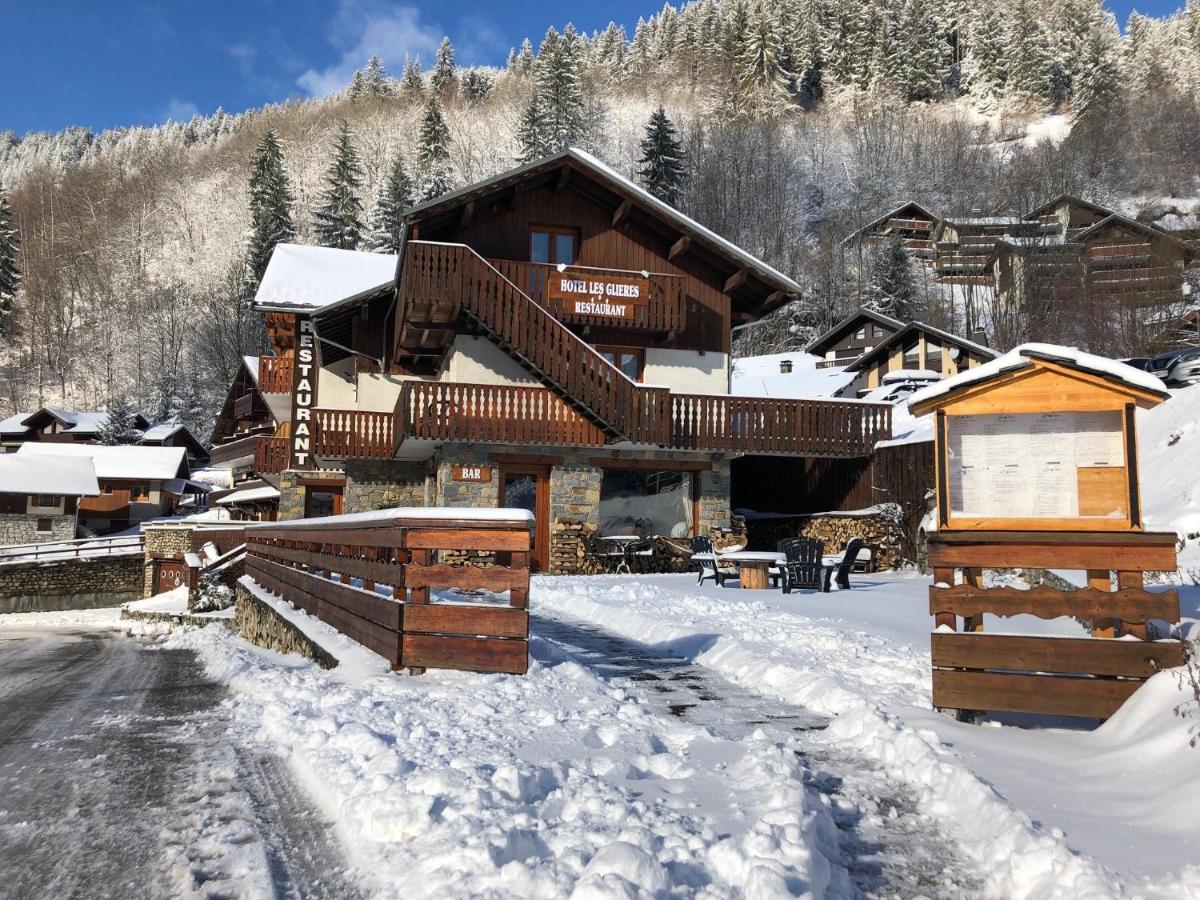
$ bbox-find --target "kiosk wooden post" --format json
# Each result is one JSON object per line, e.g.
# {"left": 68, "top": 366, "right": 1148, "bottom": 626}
{"left": 911, "top": 347, "right": 1184, "bottom": 721}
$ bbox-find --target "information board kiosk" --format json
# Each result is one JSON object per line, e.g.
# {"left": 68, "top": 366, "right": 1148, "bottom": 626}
{"left": 910, "top": 345, "right": 1183, "bottom": 720}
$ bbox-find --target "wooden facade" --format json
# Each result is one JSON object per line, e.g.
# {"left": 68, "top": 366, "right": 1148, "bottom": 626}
{"left": 804, "top": 309, "right": 905, "bottom": 369}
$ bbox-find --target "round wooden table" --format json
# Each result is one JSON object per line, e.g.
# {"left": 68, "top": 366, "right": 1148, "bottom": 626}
{"left": 718, "top": 551, "right": 785, "bottom": 590}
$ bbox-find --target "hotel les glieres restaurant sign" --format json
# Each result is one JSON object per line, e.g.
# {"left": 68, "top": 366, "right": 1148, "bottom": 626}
{"left": 547, "top": 270, "right": 650, "bottom": 321}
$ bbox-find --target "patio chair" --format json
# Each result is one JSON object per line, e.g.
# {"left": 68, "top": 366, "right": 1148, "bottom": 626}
{"left": 777, "top": 538, "right": 825, "bottom": 593}
{"left": 690, "top": 535, "right": 736, "bottom": 587}
{"left": 821, "top": 538, "right": 867, "bottom": 592}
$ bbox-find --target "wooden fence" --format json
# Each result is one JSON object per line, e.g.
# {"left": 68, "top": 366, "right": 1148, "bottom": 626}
{"left": 244, "top": 509, "right": 533, "bottom": 675}
{"left": 928, "top": 530, "right": 1184, "bottom": 719}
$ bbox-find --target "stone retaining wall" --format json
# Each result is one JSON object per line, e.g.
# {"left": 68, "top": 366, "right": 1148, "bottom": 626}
{"left": 0, "top": 553, "right": 144, "bottom": 614}
{"left": 233, "top": 582, "right": 337, "bottom": 668}
{"left": 745, "top": 508, "right": 905, "bottom": 570}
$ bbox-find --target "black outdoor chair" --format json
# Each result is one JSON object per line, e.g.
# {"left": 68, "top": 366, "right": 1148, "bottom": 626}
{"left": 777, "top": 538, "right": 825, "bottom": 593}
{"left": 690, "top": 535, "right": 735, "bottom": 587}
{"left": 822, "top": 538, "right": 867, "bottom": 592}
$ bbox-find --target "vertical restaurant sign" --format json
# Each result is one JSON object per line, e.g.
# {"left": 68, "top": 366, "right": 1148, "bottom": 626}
{"left": 289, "top": 317, "right": 317, "bottom": 469}
{"left": 547, "top": 270, "right": 650, "bottom": 321}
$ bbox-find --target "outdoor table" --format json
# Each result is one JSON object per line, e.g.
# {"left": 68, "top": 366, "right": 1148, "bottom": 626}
{"left": 718, "top": 550, "right": 786, "bottom": 590}
{"left": 597, "top": 535, "right": 645, "bottom": 574}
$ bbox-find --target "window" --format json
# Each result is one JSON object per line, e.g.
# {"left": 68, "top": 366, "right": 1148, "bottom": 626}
{"left": 855, "top": 327, "right": 867, "bottom": 340}
{"left": 903, "top": 342, "right": 921, "bottom": 369}
{"left": 599, "top": 469, "right": 694, "bottom": 538}
{"left": 873, "top": 324, "right": 889, "bottom": 338}
{"left": 101, "top": 483, "right": 113, "bottom": 495}
{"left": 37, "top": 517, "right": 52, "bottom": 533}
{"left": 596, "top": 346, "right": 644, "bottom": 381}
{"left": 32, "top": 494, "right": 59, "bottom": 509}
{"left": 530, "top": 227, "right": 577, "bottom": 265}
{"left": 304, "top": 486, "right": 343, "bottom": 518}
{"left": 925, "top": 341, "right": 943, "bottom": 372}
{"left": 131, "top": 484, "right": 150, "bottom": 502}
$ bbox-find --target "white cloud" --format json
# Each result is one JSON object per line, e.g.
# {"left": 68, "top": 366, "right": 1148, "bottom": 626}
{"left": 297, "top": 0, "right": 445, "bottom": 98}
{"left": 162, "top": 97, "right": 201, "bottom": 122}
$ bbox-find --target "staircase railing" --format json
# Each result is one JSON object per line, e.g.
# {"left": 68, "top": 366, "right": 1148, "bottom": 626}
{"left": 399, "top": 241, "right": 670, "bottom": 445}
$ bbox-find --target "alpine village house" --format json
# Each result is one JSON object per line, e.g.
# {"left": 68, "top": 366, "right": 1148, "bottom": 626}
{"left": 209, "top": 149, "right": 891, "bottom": 572}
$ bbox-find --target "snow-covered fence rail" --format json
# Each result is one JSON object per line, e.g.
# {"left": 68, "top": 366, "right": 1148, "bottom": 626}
{"left": 243, "top": 508, "right": 533, "bottom": 675}
{"left": 0, "top": 534, "right": 144, "bottom": 565}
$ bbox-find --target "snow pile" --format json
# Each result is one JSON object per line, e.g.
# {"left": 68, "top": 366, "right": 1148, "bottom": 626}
{"left": 534, "top": 573, "right": 1200, "bottom": 897}
{"left": 168, "top": 589, "right": 855, "bottom": 898}
{"left": 731, "top": 352, "right": 857, "bottom": 400}
{"left": 1137, "top": 382, "right": 1200, "bottom": 564}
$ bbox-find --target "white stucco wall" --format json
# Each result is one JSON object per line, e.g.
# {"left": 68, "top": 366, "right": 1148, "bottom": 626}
{"left": 317, "top": 358, "right": 357, "bottom": 409}
{"left": 441, "top": 336, "right": 538, "bottom": 387}
{"left": 643, "top": 349, "right": 729, "bottom": 394}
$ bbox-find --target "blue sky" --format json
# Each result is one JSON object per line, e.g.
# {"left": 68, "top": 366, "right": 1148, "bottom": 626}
{"left": 0, "top": 0, "right": 1188, "bottom": 136}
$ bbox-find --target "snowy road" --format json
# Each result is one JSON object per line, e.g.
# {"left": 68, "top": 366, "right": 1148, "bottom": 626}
{"left": 533, "top": 611, "right": 980, "bottom": 899}
{"left": 0, "top": 627, "right": 360, "bottom": 899}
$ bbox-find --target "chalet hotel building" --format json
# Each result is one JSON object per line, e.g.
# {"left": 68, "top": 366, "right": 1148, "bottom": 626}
{"left": 210, "top": 149, "right": 889, "bottom": 572}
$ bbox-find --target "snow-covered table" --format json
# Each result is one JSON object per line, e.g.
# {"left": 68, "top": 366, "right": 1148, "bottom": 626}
{"left": 718, "top": 550, "right": 785, "bottom": 590}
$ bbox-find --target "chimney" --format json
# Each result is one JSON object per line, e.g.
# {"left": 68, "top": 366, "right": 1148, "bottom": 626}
{"left": 779, "top": 359, "right": 793, "bottom": 374}
{"left": 971, "top": 328, "right": 989, "bottom": 347}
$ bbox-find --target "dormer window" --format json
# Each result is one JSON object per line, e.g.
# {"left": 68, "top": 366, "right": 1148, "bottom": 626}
{"left": 531, "top": 227, "right": 577, "bottom": 266}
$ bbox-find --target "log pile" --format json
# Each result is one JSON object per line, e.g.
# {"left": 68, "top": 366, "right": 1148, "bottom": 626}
{"left": 747, "top": 509, "right": 903, "bottom": 569}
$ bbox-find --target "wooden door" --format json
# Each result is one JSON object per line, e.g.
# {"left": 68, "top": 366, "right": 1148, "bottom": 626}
{"left": 498, "top": 465, "right": 550, "bottom": 572}
{"left": 304, "top": 485, "right": 344, "bottom": 518}
{"left": 155, "top": 559, "right": 186, "bottom": 595}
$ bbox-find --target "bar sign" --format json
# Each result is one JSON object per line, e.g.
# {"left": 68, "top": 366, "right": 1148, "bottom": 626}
{"left": 453, "top": 464, "right": 492, "bottom": 483}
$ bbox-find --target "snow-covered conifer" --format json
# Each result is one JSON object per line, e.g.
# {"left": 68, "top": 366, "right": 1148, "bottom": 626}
{"left": 416, "top": 96, "right": 452, "bottom": 200}
{"left": 893, "top": 0, "right": 946, "bottom": 101}
{"left": 311, "top": 122, "right": 365, "bottom": 250}
{"left": 0, "top": 183, "right": 19, "bottom": 336}
{"left": 245, "top": 130, "right": 295, "bottom": 286}
{"left": 1005, "top": 0, "right": 1052, "bottom": 102}
{"left": 431, "top": 37, "right": 457, "bottom": 97}
{"left": 97, "top": 396, "right": 141, "bottom": 445}
{"left": 400, "top": 56, "right": 425, "bottom": 102}
{"left": 865, "top": 238, "right": 918, "bottom": 321}
{"left": 362, "top": 55, "right": 390, "bottom": 97}
{"left": 738, "top": 1, "right": 793, "bottom": 114}
{"left": 366, "top": 154, "right": 413, "bottom": 253}
{"left": 638, "top": 107, "right": 688, "bottom": 205}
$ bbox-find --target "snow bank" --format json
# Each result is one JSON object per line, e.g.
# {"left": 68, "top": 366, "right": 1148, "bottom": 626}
{"left": 534, "top": 574, "right": 1200, "bottom": 897}
{"left": 167, "top": 598, "right": 855, "bottom": 898}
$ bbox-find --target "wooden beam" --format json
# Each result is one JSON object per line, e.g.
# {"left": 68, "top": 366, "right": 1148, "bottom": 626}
{"left": 668, "top": 235, "right": 691, "bottom": 260}
{"left": 764, "top": 290, "right": 785, "bottom": 308}
{"left": 555, "top": 166, "right": 571, "bottom": 192}
{"left": 723, "top": 269, "right": 749, "bottom": 294}
{"left": 611, "top": 199, "right": 632, "bottom": 227}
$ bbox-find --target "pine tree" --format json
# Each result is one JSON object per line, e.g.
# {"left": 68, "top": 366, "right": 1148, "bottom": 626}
{"left": 516, "top": 93, "right": 553, "bottom": 163}
{"left": 514, "top": 39, "right": 535, "bottom": 77}
{"left": 964, "top": 2, "right": 1007, "bottom": 97}
{"left": 416, "top": 96, "right": 453, "bottom": 201}
{"left": 97, "top": 397, "right": 141, "bottom": 445}
{"left": 245, "top": 130, "right": 296, "bottom": 287}
{"left": 0, "top": 183, "right": 19, "bottom": 337}
{"left": 400, "top": 56, "right": 425, "bottom": 102}
{"left": 431, "top": 37, "right": 457, "bottom": 97}
{"left": 1072, "top": 19, "right": 1123, "bottom": 125}
{"left": 738, "top": 1, "right": 793, "bottom": 114}
{"left": 534, "top": 25, "right": 587, "bottom": 151}
{"left": 366, "top": 154, "right": 413, "bottom": 253}
{"left": 460, "top": 69, "right": 494, "bottom": 104}
{"left": 892, "top": 0, "right": 945, "bottom": 101}
{"left": 790, "top": 0, "right": 825, "bottom": 105}
{"left": 638, "top": 108, "right": 688, "bottom": 205}
{"left": 1005, "top": 0, "right": 1051, "bottom": 102}
{"left": 348, "top": 69, "right": 366, "bottom": 101}
{"left": 865, "top": 238, "right": 918, "bottom": 321}
{"left": 311, "top": 121, "right": 365, "bottom": 250}
{"left": 362, "top": 55, "right": 390, "bottom": 96}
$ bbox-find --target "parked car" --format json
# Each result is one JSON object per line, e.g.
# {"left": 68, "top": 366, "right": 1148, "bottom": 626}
{"left": 1165, "top": 347, "right": 1200, "bottom": 385}
{"left": 1119, "top": 357, "right": 1153, "bottom": 372}
{"left": 1147, "top": 347, "right": 1196, "bottom": 382}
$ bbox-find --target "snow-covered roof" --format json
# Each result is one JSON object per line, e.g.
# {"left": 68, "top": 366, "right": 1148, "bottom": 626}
{"left": 731, "top": 352, "right": 858, "bottom": 400}
{"left": 243, "top": 355, "right": 260, "bottom": 384}
{"left": 997, "top": 235, "right": 1068, "bottom": 248}
{"left": 405, "top": 147, "right": 803, "bottom": 303}
{"left": 881, "top": 369, "right": 940, "bottom": 384}
{"left": 249, "top": 506, "right": 536, "bottom": 530}
{"left": 0, "top": 454, "right": 100, "bottom": 496}
{"left": 804, "top": 308, "right": 906, "bottom": 354}
{"left": 0, "top": 412, "right": 28, "bottom": 436}
{"left": 1, "top": 408, "right": 112, "bottom": 435}
{"left": 141, "top": 423, "right": 182, "bottom": 441}
{"left": 216, "top": 485, "right": 280, "bottom": 505}
{"left": 254, "top": 243, "right": 398, "bottom": 313}
{"left": 908, "top": 343, "right": 1170, "bottom": 412}
{"left": 16, "top": 442, "right": 188, "bottom": 480}
{"left": 944, "top": 216, "right": 1022, "bottom": 226}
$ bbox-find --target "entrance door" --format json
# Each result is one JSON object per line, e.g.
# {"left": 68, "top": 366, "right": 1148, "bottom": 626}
{"left": 499, "top": 465, "right": 550, "bottom": 572}
{"left": 304, "top": 485, "right": 344, "bottom": 518}
{"left": 156, "top": 559, "right": 186, "bottom": 595}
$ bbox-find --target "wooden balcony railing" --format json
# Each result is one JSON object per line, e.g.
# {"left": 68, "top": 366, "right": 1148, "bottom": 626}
{"left": 210, "top": 432, "right": 273, "bottom": 466}
{"left": 254, "top": 436, "right": 289, "bottom": 474}
{"left": 233, "top": 393, "right": 255, "bottom": 419}
{"left": 487, "top": 259, "right": 684, "bottom": 334}
{"left": 398, "top": 242, "right": 670, "bottom": 446}
{"left": 258, "top": 356, "right": 293, "bottom": 393}
{"left": 312, "top": 409, "right": 393, "bottom": 459}
{"left": 395, "top": 382, "right": 607, "bottom": 448}
{"left": 669, "top": 394, "right": 891, "bottom": 457}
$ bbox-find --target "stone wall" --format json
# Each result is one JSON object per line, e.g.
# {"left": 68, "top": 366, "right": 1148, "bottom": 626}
{"left": 142, "top": 524, "right": 195, "bottom": 597}
{"left": 0, "top": 553, "right": 144, "bottom": 614}
{"left": 0, "top": 512, "right": 76, "bottom": 547}
{"left": 697, "top": 461, "right": 732, "bottom": 534}
{"left": 233, "top": 582, "right": 336, "bottom": 668}
{"left": 278, "top": 463, "right": 430, "bottom": 521}
{"left": 745, "top": 508, "right": 905, "bottom": 570}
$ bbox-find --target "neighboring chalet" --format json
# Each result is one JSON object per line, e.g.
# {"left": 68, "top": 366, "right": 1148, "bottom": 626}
{"left": 932, "top": 217, "right": 1042, "bottom": 284}
{"left": 837, "top": 320, "right": 998, "bottom": 397}
{"left": 1022, "top": 194, "right": 1115, "bottom": 237}
{"left": 0, "top": 408, "right": 149, "bottom": 451}
{"left": 844, "top": 201, "right": 941, "bottom": 261}
{"left": 220, "top": 149, "right": 892, "bottom": 572}
{"left": 0, "top": 454, "right": 99, "bottom": 546}
{"left": 140, "top": 422, "right": 210, "bottom": 464}
{"left": 15, "top": 443, "right": 204, "bottom": 535}
{"left": 804, "top": 309, "right": 905, "bottom": 369}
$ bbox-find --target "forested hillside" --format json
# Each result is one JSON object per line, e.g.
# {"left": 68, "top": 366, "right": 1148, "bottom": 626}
{"left": 1, "top": 0, "right": 1198, "bottom": 439}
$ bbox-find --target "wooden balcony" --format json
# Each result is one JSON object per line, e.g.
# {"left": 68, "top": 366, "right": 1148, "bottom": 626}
{"left": 233, "top": 393, "right": 255, "bottom": 419}
{"left": 210, "top": 432, "right": 274, "bottom": 466}
{"left": 386, "top": 382, "right": 889, "bottom": 458}
{"left": 258, "top": 356, "right": 293, "bottom": 393}
{"left": 254, "top": 436, "right": 289, "bottom": 474}
{"left": 312, "top": 409, "right": 394, "bottom": 459}
{"left": 488, "top": 259, "right": 685, "bottom": 334}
